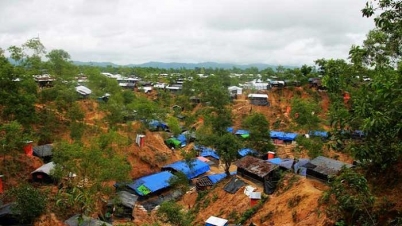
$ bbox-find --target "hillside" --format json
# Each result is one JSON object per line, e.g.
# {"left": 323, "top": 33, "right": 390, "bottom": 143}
{"left": 0, "top": 85, "right": 359, "bottom": 226}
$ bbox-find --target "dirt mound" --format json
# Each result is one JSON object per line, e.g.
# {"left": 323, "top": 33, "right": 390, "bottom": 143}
{"left": 180, "top": 173, "right": 330, "bottom": 226}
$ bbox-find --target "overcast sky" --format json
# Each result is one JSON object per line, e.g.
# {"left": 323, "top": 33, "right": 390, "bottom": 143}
{"left": 0, "top": 0, "right": 375, "bottom": 66}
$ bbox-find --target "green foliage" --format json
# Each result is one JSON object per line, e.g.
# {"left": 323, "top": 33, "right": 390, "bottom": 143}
{"left": 8, "top": 184, "right": 47, "bottom": 223}
{"left": 290, "top": 97, "right": 321, "bottom": 131}
{"left": 295, "top": 136, "right": 324, "bottom": 158}
{"left": 213, "top": 133, "right": 241, "bottom": 176}
{"left": 168, "top": 171, "right": 190, "bottom": 194}
{"left": 166, "top": 116, "right": 181, "bottom": 136}
{"left": 157, "top": 201, "right": 193, "bottom": 226}
{"left": 242, "top": 112, "right": 274, "bottom": 153}
{"left": 321, "top": 167, "right": 375, "bottom": 225}
{"left": 238, "top": 195, "right": 269, "bottom": 224}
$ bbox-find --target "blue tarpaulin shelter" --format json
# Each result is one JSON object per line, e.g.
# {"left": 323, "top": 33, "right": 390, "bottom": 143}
{"left": 148, "top": 120, "right": 168, "bottom": 130}
{"left": 235, "top": 129, "right": 249, "bottom": 135}
{"left": 162, "top": 159, "right": 210, "bottom": 179}
{"left": 238, "top": 148, "right": 257, "bottom": 157}
{"left": 207, "top": 173, "right": 227, "bottom": 184}
{"left": 270, "top": 131, "right": 298, "bottom": 141}
{"left": 127, "top": 171, "right": 176, "bottom": 196}
{"left": 176, "top": 134, "right": 187, "bottom": 147}
{"left": 267, "top": 158, "right": 282, "bottom": 165}
{"left": 226, "top": 127, "right": 234, "bottom": 133}
{"left": 200, "top": 148, "right": 220, "bottom": 160}
{"left": 309, "top": 130, "right": 329, "bottom": 138}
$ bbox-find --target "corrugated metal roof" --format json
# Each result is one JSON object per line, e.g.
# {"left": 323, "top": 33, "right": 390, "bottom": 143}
{"left": 236, "top": 156, "right": 277, "bottom": 178}
{"left": 306, "top": 156, "right": 353, "bottom": 176}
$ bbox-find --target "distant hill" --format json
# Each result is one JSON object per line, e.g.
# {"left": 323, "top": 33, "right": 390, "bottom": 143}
{"left": 72, "top": 61, "right": 297, "bottom": 70}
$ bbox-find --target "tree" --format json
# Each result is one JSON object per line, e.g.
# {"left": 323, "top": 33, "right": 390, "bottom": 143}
{"left": 157, "top": 201, "right": 193, "bottom": 226}
{"left": 242, "top": 113, "right": 274, "bottom": 153}
{"left": 52, "top": 135, "right": 130, "bottom": 216}
{"left": 213, "top": 133, "right": 241, "bottom": 176}
{"left": 290, "top": 98, "right": 321, "bottom": 131}
{"left": 7, "top": 184, "right": 47, "bottom": 224}
{"left": 321, "top": 167, "right": 375, "bottom": 225}
{"left": 45, "top": 49, "right": 75, "bottom": 78}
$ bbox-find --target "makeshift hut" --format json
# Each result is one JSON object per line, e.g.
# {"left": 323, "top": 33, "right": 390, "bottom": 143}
{"left": 65, "top": 214, "right": 112, "bottom": 226}
{"left": 198, "top": 147, "right": 220, "bottom": 165}
{"left": 235, "top": 129, "right": 250, "bottom": 139}
{"left": 75, "top": 85, "right": 92, "bottom": 97}
{"left": 249, "top": 192, "right": 262, "bottom": 207}
{"left": 237, "top": 148, "right": 257, "bottom": 158}
{"left": 308, "top": 130, "right": 329, "bottom": 139}
{"left": 248, "top": 94, "right": 269, "bottom": 106}
{"left": 33, "top": 144, "right": 53, "bottom": 162}
{"left": 0, "top": 203, "right": 19, "bottom": 225}
{"left": 228, "top": 86, "right": 243, "bottom": 95}
{"left": 205, "top": 216, "right": 229, "bottom": 226}
{"left": 107, "top": 191, "right": 137, "bottom": 219}
{"left": 31, "top": 161, "right": 55, "bottom": 183}
{"left": 303, "top": 156, "right": 353, "bottom": 181}
{"left": 270, "top": 131, "right": 298, "bottom": 144}
{"left": 127, "top": 171, "right": 176, "bottom": 197}
{"left": 236, "top": 156, "right": 280, "bottom": 194}
{"left": 223, "top": 177, "right": 246, "bottom": 194}
{"left": 162, "top": 159, "right": 210, "bottom": 179}
{"left": 196, "top": 172, "right": 235, "bottom": 191}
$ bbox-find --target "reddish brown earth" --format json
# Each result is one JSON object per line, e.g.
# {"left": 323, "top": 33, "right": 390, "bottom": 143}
{"left": 2, "top": 86, "right": 351, "bottom": 226}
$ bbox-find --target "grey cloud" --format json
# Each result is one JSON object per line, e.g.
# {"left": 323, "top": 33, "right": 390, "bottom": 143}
{"left": 0, "top": 0, "right": 374, "bottom": 65}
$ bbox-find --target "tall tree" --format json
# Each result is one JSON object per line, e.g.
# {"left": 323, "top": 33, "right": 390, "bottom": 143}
{"left": 242, "top": 113, "right": 274, "bottom": 153}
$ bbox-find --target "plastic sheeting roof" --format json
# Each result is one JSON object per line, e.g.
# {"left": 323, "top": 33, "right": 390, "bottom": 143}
{"left": 200, "top": 148, "right": 220, "bottom": 160}
{"left": 309, "top": 130, "right": 329, "bottom": 138}
{"left": 65, "top": 214, "right": 111, "bottom": 226}
{"left": 33, "top": 144, "right": 53, "bottom": 157}
{"left": 75, "top": 85, "right": 92, "bottom": 95}
{"left": 205, "top": 216, "right": 228, "bottom": 226}
{"left": 238, "top": 148, "right": 257, "bottom": 157}
{"left": 235, "top": 129, "right": 249, "bottom": 135}
{"left": 207, "top": 173, "right": 227, "bottom": 184}
{"left": 270, "top": 131, "right": 298, "bottom": 141}
{"left": 31, "top": 162, "right": 55, "bottom": 175}
{"left": 128, "top": 171, "right": 175, "bottom": 196}
{"left": 162, "top": 159, "right": 210, "bottom": 179}
{"left": 114, "top": 191, "right": 138, "bottom": 209}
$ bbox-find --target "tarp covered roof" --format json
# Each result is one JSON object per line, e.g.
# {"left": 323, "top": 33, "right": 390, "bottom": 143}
{"left": 207, "top": 173, "right": 227, "bottom": 184}
{"left": 0, "top": 203, "right": 16, "bottom": 217}
{"left": 75, "top": 85, "right": 92, "bottom": 95}
{"left": 31, "top": 162, "right": 55, "bottom": 175}
{"left": 224, "top": 177, "right": 246, "bottom": 194}
{"left": 162, "top": 159, "right": 210, "bottom": 179}
{"left": 308, "top": 130, "right": 329, "bottom": 138}
{"left": 205, "top": 216, "right": 228, "bottom": 226}
{"left": 199, "top": 148, "right": 220, "bottom": 160}
{"left": 226, "top": 127, "right": 234, "bottom": 133}
{"left": 33, "top": 144, "right": 53, "bottom": 157}
{"left": 238, "top": 148, "right": 257, "bottom": 157}
{"left": 270, "top": 131, "right": 298, "bottom": 141}
{"left": 113, "top": 191, "right": 138, "bottom": 209}
{"left": 65, "top": 214, "right": 112, "bottom": 226}
{"left": 235, "top": 129, "right": 249, "bottom": 135}
{"left": 305, "top": 156, "right": 353, "bottom": 176}
{"left": 236, "top": 156, "right": 278, "bottom": 178}
{"left": 128, "top": 171, "right": 175, "bottom": 196}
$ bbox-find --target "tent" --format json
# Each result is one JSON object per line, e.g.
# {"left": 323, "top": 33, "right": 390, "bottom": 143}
{"left": 224, "top": 177, "right": 246, "bottom": 194}
{"left": 65, "top": 214, "right": 111, "bottom": 226}
{"left": 165, "top": 138, "right": 182, "bottom": 149}
{"left": 0, "top": 203, "right": 19, "bottom": 225}
{"left": 303, "top": 156, "right": 353, "bottom": 181}
{"left": 162, "top": 159, "right": 210, "bottom": 179}
{"left": 228, "top": 86, "right": 243, "bottom": 95}
{"left": 107, "top": 191, "right": 137, "bottom": 219}
{"left": 235, "top": 129, "right": 250, "bottom": 138}
{"left": 75, "top": 85, "right": 92, "bottom": 97}
{"left": 199, "top": 148, "right": 220, "bottom": 160}
{"left": 270, "top": 131, "right": 298, "bottom": 141}
{"left": 308, "top": 130, "right": 329, "bottom": 139}
{"left": 127, "top": 171, "right": 176, "bottom": 196}
{"left": 238, "top": 148, "right": 257, "bottom": 157}
{"left": 31, "top": 162, "right": 55, "bottom": 183}
{"left": 205, "top": 216, "right": 229, "bottom": 226}
{"left": 33, "top": 144, "right": 53, "bottom": 162}
{"left": 148, "top": 120, "right": 169, "bottom": 131}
